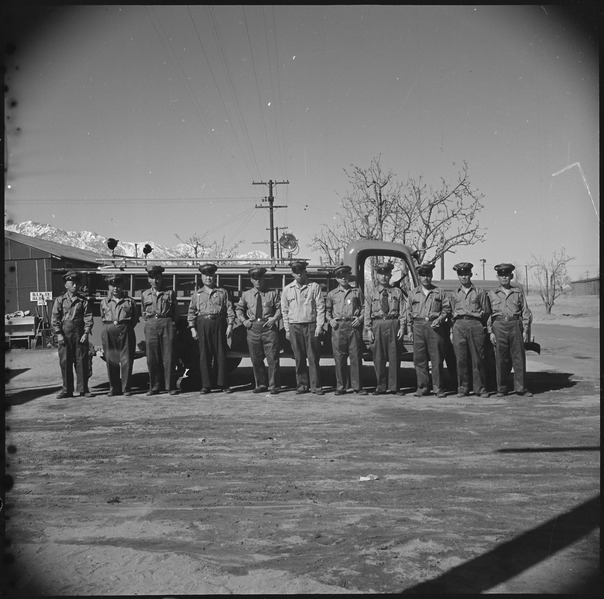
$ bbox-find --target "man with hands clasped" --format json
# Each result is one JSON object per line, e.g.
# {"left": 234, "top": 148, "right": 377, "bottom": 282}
{"left": 188, "top": 263, "right": 236, "bottom": 394}
{"left": 235, "top": 266, "right": 282, "bottom": 395}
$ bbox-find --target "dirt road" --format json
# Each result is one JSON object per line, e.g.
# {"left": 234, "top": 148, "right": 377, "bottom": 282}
{"left": 2, "top": 322, "right": 600, "bottom": 595}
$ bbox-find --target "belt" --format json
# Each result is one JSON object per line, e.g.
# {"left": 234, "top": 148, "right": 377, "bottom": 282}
{"left": 493, "top": 315, "right": 520, "bottom": 321}
{"left": 252, "top": 317, "right": 268, "bottom": 322}
{"left": 335, "top": 317, "right": 355, "bottom": 321}
{"left": 374, "top": 314, "right": 399, "bottom": 320}
{"left": 455, "top": 315, "right": 480, "bottom": 321}
{"left": 198, "top": 313, "right": 221, "bottom": 319}
{"left": 413, "top": 316, "right": 436, "bottom": 322}
{"left": 103, "top": 320, "right": 131, "bottom": 325}
{"left": 146, "top": 314, "right": 170, "bottom": 319}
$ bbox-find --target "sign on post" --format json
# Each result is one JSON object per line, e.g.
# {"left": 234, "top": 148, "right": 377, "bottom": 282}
{"left": 30, "top": 291, "right": 53, "bottom": 306}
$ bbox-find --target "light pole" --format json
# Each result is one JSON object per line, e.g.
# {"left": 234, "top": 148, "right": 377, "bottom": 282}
{"left": 480, "top": 258, "right": 486, "bottom": 280}
{"left": 525, "top": 265, "right": 529, "bottom": 294}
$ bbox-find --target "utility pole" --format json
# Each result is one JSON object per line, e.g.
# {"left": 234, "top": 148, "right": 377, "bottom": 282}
{"left": 254, "top": 179, "right": 289, "bottom": 260}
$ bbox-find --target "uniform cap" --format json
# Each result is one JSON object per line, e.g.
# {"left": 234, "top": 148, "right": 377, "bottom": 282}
{"left": 494, "top": 263, "right": 515, "bottom": 275}
{"left": 453, "top": 262, "right": 474, "bottom": 273}
{"left": 146, "top": 265, "right": 165, "bottom": 276}
{"left": 417, "top": 263, "right": 435, "bottom": 275}
{"left": 62, "top": 270, "right": 80, "bottom": 282}
{"left": 333, "top": 265, "right": 352, "bottom": 277}
{"left": 198, "top": 263, "right": 218, "bottom": 275}
{"left": 289, "top": 259, "right": 309, "bottom": 272}
{"left": 375, "top": 262, "right": 394, "bottom": 274}
{"left": 248, "top": 266, "right": 267, "bottom": 278}
{"left": 105, "top": 274, "right": 124, "bottom": 285}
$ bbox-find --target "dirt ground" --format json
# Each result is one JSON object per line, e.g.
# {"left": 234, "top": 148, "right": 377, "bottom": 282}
{"left": 2, "top": 295, "right": 600, "bottom": 596}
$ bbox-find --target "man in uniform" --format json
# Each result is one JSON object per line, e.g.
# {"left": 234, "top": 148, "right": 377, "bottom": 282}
{"left": 487, "top": 263, "right": 533, "bottom": 397}
{"left": 51, "top": 271, "right": 94, "bottom": 398}
{"left": 235, "top": 266, "right": 281, "bottom": 395}
{"left": 364, "top": 262, "right": 406, "bottom": 395}
{"left": 450, "top": 262, "right": 491, "bottom": 398}
{"left": 406, "top": 262, "right": 451, "bottom": 397}
{"left": 188, "top": 263, "right": 236, "bottom": 394}
{"left": 100, "top": 274, "right": 139, "bottom": 396}
{"left": 281, "top": 259, "right": 326, "bottom": 395}
{"left": 326, "top": 264, "right": 367, "bottom": 395}
{"left": 141, "top": 265, "right": 179, "bottom": 396}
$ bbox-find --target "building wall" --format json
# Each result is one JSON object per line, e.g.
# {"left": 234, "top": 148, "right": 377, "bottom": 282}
{"left": 4, "top": 237, "right": 97, "bottom": 324}
{"left": 570, "top": 278, "right": 600, "bottom": 296}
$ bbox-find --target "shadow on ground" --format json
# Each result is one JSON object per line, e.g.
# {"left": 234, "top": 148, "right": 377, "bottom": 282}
{"left": 401, "top": 494, "right": 601, "bottom": 595}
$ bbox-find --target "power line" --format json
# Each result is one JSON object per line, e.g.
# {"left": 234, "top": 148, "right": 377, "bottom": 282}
{"left": 253, "top": 179, "right": 289, "bottom": 259}
{"left": 6, "top": 197, "right": 257, "bottom": 204}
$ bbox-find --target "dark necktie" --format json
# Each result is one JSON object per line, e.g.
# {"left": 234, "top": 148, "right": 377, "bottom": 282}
{"left": 255, "top": 292, "right": 263, "bottom": 319}
{"left": 381, "top": 290, "right": 389, "bottom": 314}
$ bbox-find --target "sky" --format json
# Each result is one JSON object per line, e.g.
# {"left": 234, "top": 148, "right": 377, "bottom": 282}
{"left": 3, "top": 3, "right": 599, "bottom": 281}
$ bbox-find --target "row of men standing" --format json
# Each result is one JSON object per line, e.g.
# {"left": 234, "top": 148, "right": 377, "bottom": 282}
{"left": 51, "top": 257, "right": 532, "bottom": 398}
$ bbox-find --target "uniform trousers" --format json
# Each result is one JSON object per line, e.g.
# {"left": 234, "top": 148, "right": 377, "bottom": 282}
{"left": 412, "top": 320, "right": 446, "bottom": 393}
{"left": 372, "top": 319, "right": 400, "bottom": 393}
{"left": 144, "top": 318, "right": 176, "bottom": 392}
{"left": 246, "top": 320, "right": 280, "bottom": 390}
{"left": 102, "top": 323, "right": 136, "bottom": 394}
{"left": 289, "top": 322, "right": 322, "bottom": 392}
{"left": 195, "top": 316, "right": 228, "bottom": 389}
{"left": 452, "top": 318, "right": 487, "bottom": 394}
{"left": 492, "top": 319, "right": 527, "bottom": 393}
{"left": 58, "top": 319, "right": 90, "bottom": 395}
{"left": 331, "top": 321, "right": 363, "bottom": 391}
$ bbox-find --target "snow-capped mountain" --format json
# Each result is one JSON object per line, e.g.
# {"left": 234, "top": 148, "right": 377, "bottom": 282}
{"left": 4, "top": 221, "right": 269, "bottom": 262}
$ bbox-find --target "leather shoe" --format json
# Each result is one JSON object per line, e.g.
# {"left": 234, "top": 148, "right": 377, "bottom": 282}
{"left": 201, "top": 388, "right": 211, "bottom": 395}
{"left": 436, "top": 391, "right": 446, "bottom": 398}
{"left": 270, "top": 388, "right": 280, "bottom": 395}
{"left": 413, "top": 390, "right": 426, "bottom": 397}
{"left": 123, "top": 391, "right": 132, "bottom": 397}
{"left": 334, "top": 389, "right": 346, "bottom": 396}
{"left": 221, "top": 387, "right": 233, "bottom": 394}
{"left": 253, "top": 386, "right": 268, "bottom": 394}
{"left": 372, "top": 390, "right": 383, "bottom": 396}
{"left": 457, "top": 392, "right": 467, "bottom": 398}
{"left": 312, "top": 389, "right": 325, "bottom": 396}
{"left": 496, "top": 392, "right": 506, "bottom": 397}
{"left": 78, "top": 392, "right": 93, "bottom": 398}
{"left": 516, "top": 390, "right": 533, "bottom": 397}
{"left": 146, "top": 390, "right": 159, "bottom": 396}
{"left": 479, "top": 392, "right": 490, "bottom": 398}
{"left": 56, "top": 391, "right": 73, "bottom": 399}
{"left": 355, "top": 389, "right": 368, "bottom": 395}
{"left": 296, "top": 388, "right": 309, "bottom": 395}
{"left": 169, "top": 390, "right": 180, "bottom": 395}
{"left": 107, "top": 391, "right": 121, "bottom": 397}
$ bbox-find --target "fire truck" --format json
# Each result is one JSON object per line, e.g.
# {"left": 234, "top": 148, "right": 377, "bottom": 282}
{"left": 72, "top": 239, "right": 539, "bottom": 389}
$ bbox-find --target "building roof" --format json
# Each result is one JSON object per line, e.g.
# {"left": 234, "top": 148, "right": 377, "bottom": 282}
{"left": 4, "top": 229, "right": 109, "bottom": 264}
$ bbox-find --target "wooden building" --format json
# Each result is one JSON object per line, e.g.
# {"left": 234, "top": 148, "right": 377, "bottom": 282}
{"left": 570, "top": 277, "right": 600, "bottom": 296}
{"left": 4, "top": 230, "right": 106, "bottom": 329}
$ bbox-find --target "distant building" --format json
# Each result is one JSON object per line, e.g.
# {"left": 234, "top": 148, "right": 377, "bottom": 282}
{"left": 4, "top": 230, "right": 106, "bottom": 326}
{"left": 570, "top": 277, "right": 600, "bottom": 296}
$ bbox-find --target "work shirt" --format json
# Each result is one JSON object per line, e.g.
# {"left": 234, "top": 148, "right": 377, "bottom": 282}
{"left": 450, "top": 284, "right": 490, "bottom": 323}
{"left": 141, "top": 288, "right": 176, "bottom": 321}
{"left": 364, "top": 284, "right": 407, "bottom": 331}
{"left": 236, "top": 288, "right": 281, "bottom": 323}
{"left": 51, "top": 291, "right": 94, "bottom": 334}
{"left": 100, "top": 294, "right": 139, "bottom": 325}
{"left": 406, "top": 285, "right": 451, "bottom": 329}
{"left": 187, "top": 286, "right": 236, "bottom": 327}
{"left": 326, "top": 285, "right": 364, "bottom": 324}
{"left": 281, "top": 280, "right": 325, "bottom": 333}
{"left": 486, "top": 285, "right": 532, "bottom": 333}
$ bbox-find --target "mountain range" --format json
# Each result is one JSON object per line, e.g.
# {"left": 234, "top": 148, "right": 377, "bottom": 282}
{"left": 4, "top": 220, "right": 270, "bottom": 262}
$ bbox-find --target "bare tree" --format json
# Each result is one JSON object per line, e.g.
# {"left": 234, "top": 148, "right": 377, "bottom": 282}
{"left": 174, "top": 232, "right": 243, "bottom": 264}
{"left": 311, "top": 157, "right": 486, "bottom": 266}
{"left": 404, "top": 161, "right": 486, "bottom": 264}
{"left": 529, "top": 248, "right": 575, "bottom": 313}
{"left": 310, "top": 155, "right": 407, "bottom": 264}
